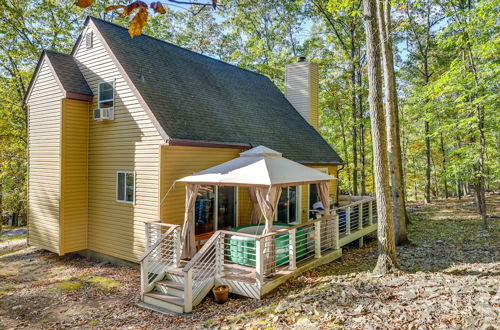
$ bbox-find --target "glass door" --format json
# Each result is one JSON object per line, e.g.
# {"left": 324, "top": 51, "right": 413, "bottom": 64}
{"left": 277, "top": 186, "right": 299, "bottom": 224}
{"left": 194, "top": 186, "right": 237, "bottom": 235}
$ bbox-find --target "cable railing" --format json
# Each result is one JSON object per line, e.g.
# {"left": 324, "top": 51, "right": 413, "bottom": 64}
{"left": 182, "top": 231, "right": 221, "bottom": 313}
{"left": 137, "top": 222, "right": 181, "bottom": 296}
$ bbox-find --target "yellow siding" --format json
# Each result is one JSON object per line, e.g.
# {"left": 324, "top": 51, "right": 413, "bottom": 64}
{"left": 237, "top": 187, "right": 253, "bottom": 226}
{"left": 27, "top": 60, "right": 62, "bottom": 254}
{"left": 73, "top": 25, "right": 164, "bottom": 262}
{"left": 60, "top": 99, "right": 89, "bottom": 254}
{"left": 160, "top": 146, "right": 243, "bottom": 226}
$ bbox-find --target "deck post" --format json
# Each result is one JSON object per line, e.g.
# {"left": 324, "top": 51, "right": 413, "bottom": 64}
{"left": 359, "top": 203, "right": 364, "bottom": 229}
{"left": 215, "top": 233, "right": 223, "bottom": 276}
{"left": 140, "top": 254, "right": 149, "bottom": 299}
{"left": 334, "top": 213, "right": 340, "bottom": 249}
{"left": 368, "top": 200, "right": 373, "bottom": 224}
{"left": 314, "top": 221, "right": 321, "bottom": 258}
{"left": 288, "top": 229, "right": 297, "bottom": 270}
{"left": 145, "top": 222, "right": 151, "bottom": 250}
{"left": 173, "top": 226, "right": 181, "bottom": 268}
{"left": 346, "top": 207, "right": 351, "bottom": 235}
{"left": 184, "top": 269, "right": 193, "bottom": 313}
{"left": 255, "top": 237, "right": 264, "bottom": 287}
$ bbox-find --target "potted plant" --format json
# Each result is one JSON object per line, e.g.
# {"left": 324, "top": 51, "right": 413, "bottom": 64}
{"left": 212, "top": 285, "right": 229, "bottom": 304}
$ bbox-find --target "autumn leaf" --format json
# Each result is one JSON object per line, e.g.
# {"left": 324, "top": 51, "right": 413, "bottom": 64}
{"left": 74, "top": 0, "right": 93, "bottom": 8}
{"left": 123, "top": 0, "right": 148, "bottom": 15}
{"left": 104, "top": 5, "right": 125, "bottom": 12}
{"left": 150, "top": 2, "right": 166, "bottom": 14}
{"left": 128, "top": 7, "right": 148, "bottom": 38}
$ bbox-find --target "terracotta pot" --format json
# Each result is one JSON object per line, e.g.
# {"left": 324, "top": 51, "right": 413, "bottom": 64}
{"left": 212, "top": 285, "right": 229, "bottom": 304}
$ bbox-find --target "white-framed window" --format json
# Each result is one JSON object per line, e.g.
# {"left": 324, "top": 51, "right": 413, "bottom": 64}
{"left": 116, "top": 171, "right": 135, "bottom": 204}
{"left": 98, "top": 81, "right": 114, "bottom": 110}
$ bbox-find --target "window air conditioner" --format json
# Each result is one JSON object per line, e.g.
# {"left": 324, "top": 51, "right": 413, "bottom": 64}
{"left": 93, "top": 108, "right": 114, "bottom": 121}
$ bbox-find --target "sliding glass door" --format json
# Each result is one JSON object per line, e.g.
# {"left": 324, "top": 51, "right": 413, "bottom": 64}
{"left": 194, "top": 186, "right": 237, "bottom": 235}
{"left": 277, "top": 186, "right": 299, "bottom": 224}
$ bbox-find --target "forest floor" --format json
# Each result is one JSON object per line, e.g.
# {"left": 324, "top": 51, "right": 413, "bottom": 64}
{"left": 0, "top": 196, "right": 498, "bottom": 329}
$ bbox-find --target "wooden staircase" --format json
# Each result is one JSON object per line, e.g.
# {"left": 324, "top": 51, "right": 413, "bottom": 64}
{"left": 142, "top": 270, "right": 186, "bottom": 313}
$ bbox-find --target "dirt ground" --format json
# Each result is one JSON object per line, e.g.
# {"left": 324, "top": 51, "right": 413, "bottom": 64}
{"left": 0, "top": 196, "right": 498, "bottom": 329}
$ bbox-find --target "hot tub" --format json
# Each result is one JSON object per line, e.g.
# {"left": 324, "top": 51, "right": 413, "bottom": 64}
{"left": 228, "top": 223, "right": 308, "bottom": 267}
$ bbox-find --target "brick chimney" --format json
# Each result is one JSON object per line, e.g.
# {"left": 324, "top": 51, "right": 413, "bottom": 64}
{"left": 285, "top": 57, "right": 319, "bottom": 130}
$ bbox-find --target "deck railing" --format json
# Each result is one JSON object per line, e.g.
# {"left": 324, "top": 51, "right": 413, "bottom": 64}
{"left": 331, "top": 197, "right": 377, "bottom": 236}
{"left": 137, "top": 222, "right": 181, "bottom": 296}
{"left": 138, "top": 197, "right": 377, "bottom": 311}
{"left": 182, "top": 231, "right": 221, "bottom": 312}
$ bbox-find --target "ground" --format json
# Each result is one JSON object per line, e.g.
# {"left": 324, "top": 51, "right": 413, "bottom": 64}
{"left": 0, "top": 196, "right": 498, "bottom": 329}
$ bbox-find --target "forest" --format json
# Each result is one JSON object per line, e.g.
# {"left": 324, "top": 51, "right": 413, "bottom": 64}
{"left": 0, "top": 0, "right": 498, "bottom": 235}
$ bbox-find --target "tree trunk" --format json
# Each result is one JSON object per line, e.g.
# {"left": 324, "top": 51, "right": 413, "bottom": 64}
{"left": 0, "top": 184, "right": 2, "bottom": 234}
{"left": 358, "top": 68, "right": 367, "bottom": 196}
{"left": 363, "top": 0, "right": 397, "bottom": 273}
{"left": 351, "top": 62, "right": 359, "bottom": 196}
{"left": 424, "top": 121, "right": 431, "bottom": 203}
{"left": 440, "top": 133, "right": 449, "bottom": 198}
{"left": 377, "top": 0, "right": 408, "bottom": 245}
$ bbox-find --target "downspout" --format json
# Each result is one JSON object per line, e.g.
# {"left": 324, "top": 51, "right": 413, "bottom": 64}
{"left": 335, "top": 164, "right": 345, "bottom": 206}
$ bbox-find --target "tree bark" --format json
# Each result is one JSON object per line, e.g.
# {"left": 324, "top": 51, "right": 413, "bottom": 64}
{"left": 363, "top": 0, "right": 397, "bottom": 273}
{"left": 351, "top": 62, "right": 359, "bottom": 196}
{"left": 377, "top": 0, "right": 408, "bottom": 244}
{"left": 439, "top": 133, "right": 449, "bottom": 198}
{"left": 358, "top": 68, "right": 367, "bottom": 196}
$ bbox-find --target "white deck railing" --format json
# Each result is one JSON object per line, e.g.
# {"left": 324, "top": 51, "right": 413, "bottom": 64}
{"left": 137, "top": 222, "right": 181, "bottom": 296}
{"left": 138, "top": 197, "right": 377, "bottom": 311}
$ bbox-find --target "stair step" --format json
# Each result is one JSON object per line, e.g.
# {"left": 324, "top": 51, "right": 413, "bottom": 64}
{"left": 145, "top": 292, "right": 184, "bottom": 306}
{"left": 143, "top": 292, "right": 185, "bottom": 313}
{"left": 156, "top": 280, "right": 184, "bottom": 291}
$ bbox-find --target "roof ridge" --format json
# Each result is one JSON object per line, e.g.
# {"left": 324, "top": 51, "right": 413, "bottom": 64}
{"left": 88, "top": 16, "right": 268, "bottom": 79}
{"left": 44, "top": 49, "right": 71, "bottom": 56}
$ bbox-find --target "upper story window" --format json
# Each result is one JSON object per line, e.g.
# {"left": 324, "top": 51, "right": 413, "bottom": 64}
{"left": 98, "top": 81, "right": 114, "bottom": 110}
{"left": 117, "top": 171, "right": 135, "bottom": 204}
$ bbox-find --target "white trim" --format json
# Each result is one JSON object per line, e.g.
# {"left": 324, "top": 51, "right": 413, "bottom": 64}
{"left": 116, "top": 171, "right": 135, "bottom": 204}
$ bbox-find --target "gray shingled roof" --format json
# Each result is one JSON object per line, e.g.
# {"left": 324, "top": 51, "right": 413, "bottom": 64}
{"left": 45, "top": 50, "right": 92, "bottom": 96}
{"left": 90, "top": 17, "right": 342, "bottom": 164}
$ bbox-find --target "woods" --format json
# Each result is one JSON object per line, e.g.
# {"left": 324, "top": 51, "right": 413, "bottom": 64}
{"left": 0, "top": 0, "right": 498, "bottom": 248}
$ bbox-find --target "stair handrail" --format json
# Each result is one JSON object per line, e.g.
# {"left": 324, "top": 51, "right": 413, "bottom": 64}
{"left": 182, "top": 231, "right": 222, "bottom": 313}
{"left": 137, "top": 224, "right": 179, "bottom": 263}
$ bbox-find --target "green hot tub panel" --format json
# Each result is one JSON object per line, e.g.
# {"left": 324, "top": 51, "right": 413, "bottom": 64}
{"left": 228, "top": 223, "right": 308, "bottom": 267}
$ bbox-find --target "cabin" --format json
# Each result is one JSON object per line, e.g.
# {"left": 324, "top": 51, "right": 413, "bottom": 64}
{"left": 24, "top": 16, "right": 378, "bottom": 314}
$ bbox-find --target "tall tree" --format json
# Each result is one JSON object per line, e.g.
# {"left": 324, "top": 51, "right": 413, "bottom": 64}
{"left": 363, "top": 0, "right": 397, "bottom": 273}
{"left": 377, "top": 0, "right": 408, "bottom": 244}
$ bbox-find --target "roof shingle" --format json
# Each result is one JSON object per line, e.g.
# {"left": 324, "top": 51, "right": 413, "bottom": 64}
{"left": 89, "top": 17, "right": 342, "bottom": 164}
{"left": 45, "top": 50, "right": 92, "bottom": 96}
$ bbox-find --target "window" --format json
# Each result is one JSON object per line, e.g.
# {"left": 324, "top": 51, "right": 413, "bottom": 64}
{"left": 98, "top": 81, "right": 114, "bottom": 110}
{"left": 117, "top": 171, "right": 135, "bottom": 203}
{"left": 276, "top": 186, "right": 300, "bottom": 224}
{"left": 194, "top": 186, "right": 237, "bottom": 235}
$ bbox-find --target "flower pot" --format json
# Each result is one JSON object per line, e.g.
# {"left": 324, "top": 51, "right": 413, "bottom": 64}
{"left": 212, "top": 285, "right": 229, "bottom": 304}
